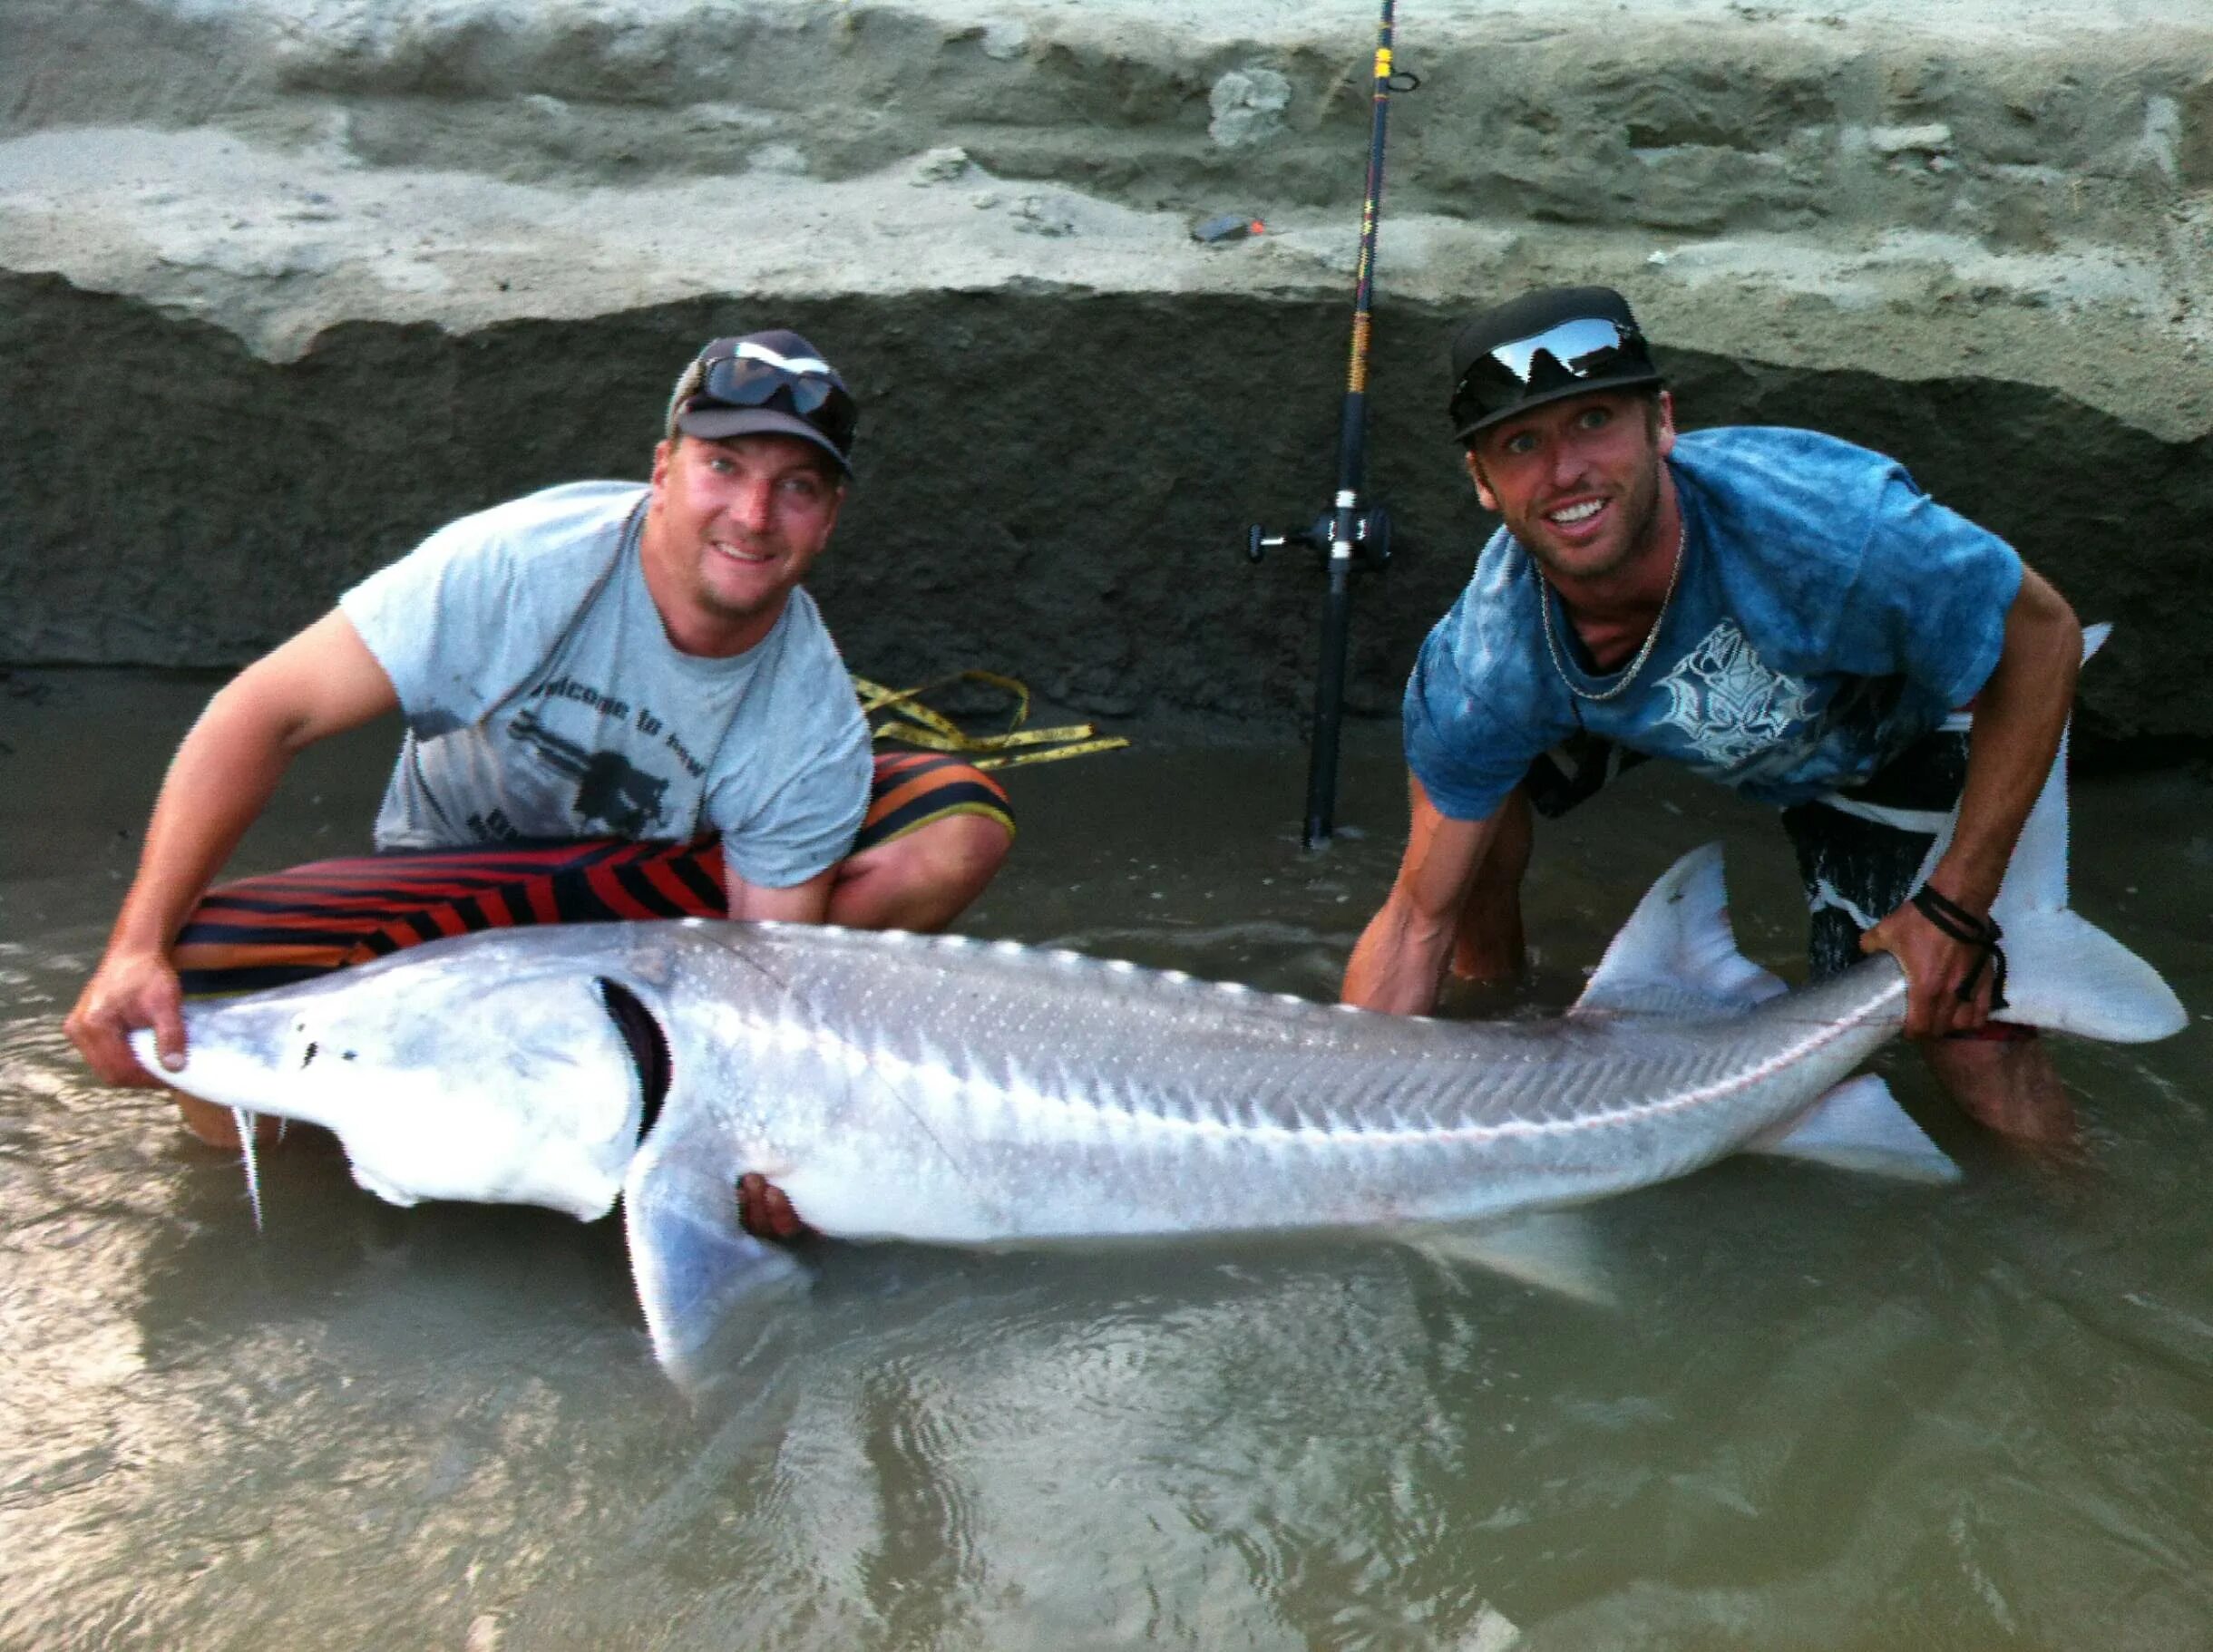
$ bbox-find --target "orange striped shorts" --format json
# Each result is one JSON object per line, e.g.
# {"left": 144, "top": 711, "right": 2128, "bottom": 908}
{"left": 173, "top": 753, "right": 1011, "bottom": 998}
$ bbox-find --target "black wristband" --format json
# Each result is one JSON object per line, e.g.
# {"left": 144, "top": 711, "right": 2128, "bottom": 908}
{"left": 1907, "top": 883, "right": 2010, "bottom": 1013}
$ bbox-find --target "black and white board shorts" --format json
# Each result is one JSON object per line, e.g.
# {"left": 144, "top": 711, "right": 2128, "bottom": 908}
{"left": 1520, "top": 714, "right": 1973, "bottom": 983}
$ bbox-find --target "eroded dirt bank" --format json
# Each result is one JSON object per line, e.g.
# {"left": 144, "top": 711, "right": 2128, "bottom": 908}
{"left": 5, "top": 0, "right": 2210, "bottom": 740}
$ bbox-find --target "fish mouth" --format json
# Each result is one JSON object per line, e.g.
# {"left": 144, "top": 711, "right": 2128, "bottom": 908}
{"left": 597, "top": 979, "right": 672, "bottom": 1137}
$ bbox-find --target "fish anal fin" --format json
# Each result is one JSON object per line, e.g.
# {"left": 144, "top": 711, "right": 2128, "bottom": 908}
{"left": 1404, "top": 1211, "right": 1614, "bottom": 1307}
{"left": 1748, "top": 1074, "right": 1960, "bottom": 1183}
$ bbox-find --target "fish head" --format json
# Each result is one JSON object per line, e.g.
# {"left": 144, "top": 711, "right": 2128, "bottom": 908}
{"left": 137, "top": 948, "right": 658, "bottom": 1221}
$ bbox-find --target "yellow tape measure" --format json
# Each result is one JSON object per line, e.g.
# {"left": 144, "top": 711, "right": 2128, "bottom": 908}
{"left": 852, "top": 672, "right": 1130, "bottom": 768}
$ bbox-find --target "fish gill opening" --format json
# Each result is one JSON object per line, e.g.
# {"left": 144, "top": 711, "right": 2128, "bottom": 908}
{"left": 597, "top": 979, "right": 671, "bottom": 1139}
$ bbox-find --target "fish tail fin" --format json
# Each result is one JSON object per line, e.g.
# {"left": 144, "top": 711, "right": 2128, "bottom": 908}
{"left": 1992, "top": 909, "right": 2185, "bottom": 1043}
{"left": 1950, "top": 631, "right": 2184, "bottom": 1045}
{"left": 622, "top": 1099, "right": 804, "bottom": 1385}
{"left": 1572, "top": 628, "right": 2184, "bottom": 1045}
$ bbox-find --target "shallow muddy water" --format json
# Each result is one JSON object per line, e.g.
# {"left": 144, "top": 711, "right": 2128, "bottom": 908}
{"left": 3, "top": 669, "right": 2210, "bottom": 1650}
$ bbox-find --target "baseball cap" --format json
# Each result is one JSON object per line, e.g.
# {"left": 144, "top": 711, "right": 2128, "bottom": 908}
{"left": 1447, "top": 287, "right": 1663, "bottom": 442}
{"left": 665, "top": 329, "right": 858, "bottom": 472}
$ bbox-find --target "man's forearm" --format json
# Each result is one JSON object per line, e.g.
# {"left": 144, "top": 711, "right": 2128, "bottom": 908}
{"left": 1931, "top": 567, "right": 2081, "bottom": 911}
{"left": 106, "top": 610, "right": 401, "bottom": 959}
{"left": 1343, "top": 898, "right": 1458, "bottom": 1015}
{"left": 726, "top": 863, "right": 836, "bottom": 924}
{"left": 1342, "top": 780, "right": 1501, "bottom": 1015}
{"left": 105, "top": 688, "right": 302, "bottom": 957}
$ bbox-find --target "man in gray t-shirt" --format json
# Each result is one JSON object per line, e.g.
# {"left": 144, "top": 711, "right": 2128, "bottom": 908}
{"left": 68, "top": 330, "right": 1012, "bottom": 1164}
{"left": 341, "top": 478, "right": 871, "bottom": 891}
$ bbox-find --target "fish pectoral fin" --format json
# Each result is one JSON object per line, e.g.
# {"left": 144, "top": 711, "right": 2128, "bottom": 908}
{"left": 1748, "top": 1074, "right": 1960, "bottom": 1183}
{"left": 622, "top": 1112, "right": 804, "bottom": 1382}
{"left": 1403, "top": 1211, "right": 1614, "bottom": 1307}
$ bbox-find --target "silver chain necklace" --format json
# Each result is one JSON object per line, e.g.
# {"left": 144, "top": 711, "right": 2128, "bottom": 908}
{"left": 1537, "top": 520, "right": 1686, "bottom": 703}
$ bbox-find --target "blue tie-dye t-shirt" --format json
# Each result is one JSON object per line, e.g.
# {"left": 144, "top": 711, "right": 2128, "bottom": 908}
{"left": 1404, "top": 426, "right": 2023, "bottom": 821}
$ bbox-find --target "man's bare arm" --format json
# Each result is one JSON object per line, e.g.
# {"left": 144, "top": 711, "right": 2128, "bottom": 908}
{"left": 1861, "top": 564, "right": 2082, "bottom": 1036}
{"left": 1342, "top": 776, "right": 1503, "bottom": 1015}
{"left": 724, "top": 864, "right": 837, "bottom": 924}
{"left": 65, "top": 611, "right": 401, "bottom": 1084}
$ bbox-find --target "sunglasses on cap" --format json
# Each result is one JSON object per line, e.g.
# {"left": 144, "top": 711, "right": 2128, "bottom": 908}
{"left": 1448, "top": 316, "right": 1659, "bottom": 437}
{"left": 685, "top": 340, "right": 859, "bottom": 454}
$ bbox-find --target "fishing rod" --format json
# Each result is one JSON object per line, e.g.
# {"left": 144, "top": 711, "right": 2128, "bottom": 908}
{"left": 1246, "top": 0, "right": 1415, "bottom": 849}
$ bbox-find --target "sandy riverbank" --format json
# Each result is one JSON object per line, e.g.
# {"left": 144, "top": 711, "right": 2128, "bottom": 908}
{"left": 5, "top": 0, "right": 2209, "bottom": 738}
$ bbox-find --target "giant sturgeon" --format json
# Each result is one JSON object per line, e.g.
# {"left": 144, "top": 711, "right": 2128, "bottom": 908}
{"left": 136, "top": 752, "right": 2186, "bottom": 1379}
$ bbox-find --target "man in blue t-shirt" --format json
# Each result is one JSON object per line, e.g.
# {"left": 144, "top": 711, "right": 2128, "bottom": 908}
{"left": 1341, "top": 286, "right": 2085, "bottom": 1142}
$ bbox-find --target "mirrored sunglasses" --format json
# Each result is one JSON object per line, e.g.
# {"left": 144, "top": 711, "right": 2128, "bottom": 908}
{"left": 1449, "top": 317, "right": 1656, "bottom": 432}
{"left": 688, "top": 345, "right": 858, "bottom": 453}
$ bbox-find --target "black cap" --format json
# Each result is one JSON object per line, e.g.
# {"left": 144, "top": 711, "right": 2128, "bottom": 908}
{"left": 666, "top": 329, "right": 858, "bottom": 472}
{"left": 1448, "top": 286, "right": 1663, "bottom": 442}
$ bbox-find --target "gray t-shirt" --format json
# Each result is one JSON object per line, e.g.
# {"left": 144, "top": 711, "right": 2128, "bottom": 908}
{"left": 340, "top": 481, "right": 871, "bottom": 889}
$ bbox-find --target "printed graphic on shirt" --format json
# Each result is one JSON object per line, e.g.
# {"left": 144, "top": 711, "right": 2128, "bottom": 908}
{"left": 1654, "top": 619, "right": 1813, "bottom": 769}
{"left": 531, "top": 674, "right": 634, "bottom": 722}
{"left": 508, "top": 709, "right": 671, "bottom": 837}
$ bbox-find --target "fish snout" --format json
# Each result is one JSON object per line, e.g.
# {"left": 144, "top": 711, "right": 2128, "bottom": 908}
{"left": 132, "top": 999, "right": 317, "bottom": 1112}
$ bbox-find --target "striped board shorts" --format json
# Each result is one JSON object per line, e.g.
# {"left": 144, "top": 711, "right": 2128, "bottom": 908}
{"left": 174, "top": 752, "right": 1012, "bottom": 999}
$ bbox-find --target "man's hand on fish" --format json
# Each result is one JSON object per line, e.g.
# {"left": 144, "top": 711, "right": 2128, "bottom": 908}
{"left": 1860, "top": 893, "right": 1998, "bottom": 1039}
{"left": 737, "top": 1172, "right": 810, "bottom": 1240}
{"left": 65, "top": 947, "right": 187, "bottom": 1088}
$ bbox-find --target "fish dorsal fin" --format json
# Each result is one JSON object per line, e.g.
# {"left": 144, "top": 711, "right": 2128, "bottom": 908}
{"left": 1571, "top": 843, "right": 1788, "bottom": 1019}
